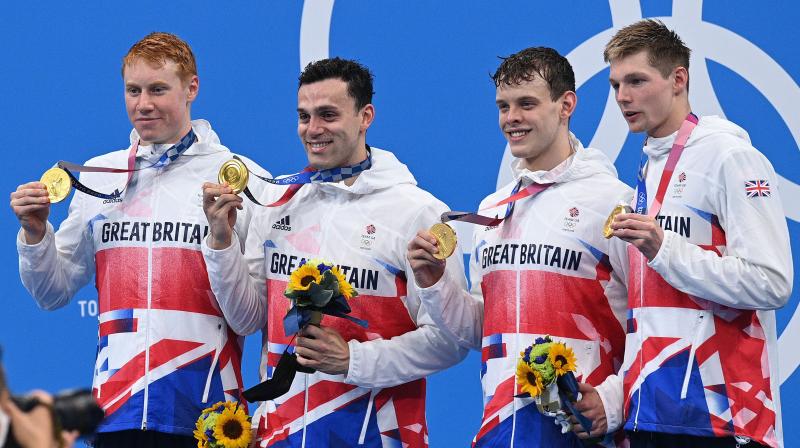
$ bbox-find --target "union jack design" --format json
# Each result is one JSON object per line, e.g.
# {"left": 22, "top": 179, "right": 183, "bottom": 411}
{"left": 745, "top": 180, "right": 771, "bottom": 198}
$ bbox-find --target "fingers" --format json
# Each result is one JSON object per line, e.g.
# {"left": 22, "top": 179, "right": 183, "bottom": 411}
{"left": 10, "top": 184, "right": 50, "bottom": 208}
{"left": 202, "top": 183, "right": 242, "bottom": 215}
{"left": 407, "top": 231, "right": 443, "bottom": 264}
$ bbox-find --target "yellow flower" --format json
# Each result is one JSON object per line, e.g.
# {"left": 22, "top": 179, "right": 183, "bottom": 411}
{"left": 330, "top": 266, "right": 355, "bottom": 299}
{"left": 288, "top": 263, "right": 321, "bottom": 292}
{"left": 193, "top": 417, "right": 208, "bottom": 448}
{"left": 548, "top": 342, "right": 577, "bottom": 376}
{"left": 213, "top": 407, "right": 251, "bottom": 448}
{"left": 516, "top": 359, "right": 544, "bottom": 397}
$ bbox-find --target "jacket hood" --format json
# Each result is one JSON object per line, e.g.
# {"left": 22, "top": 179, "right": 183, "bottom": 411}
{"left": 509, "top": 132, "right": 619, "bottom": 185}
{"left": 316, "top": 146, "right": 417, "bottom": 195}
{"left": 643, "top": 115, "right": 751, "bottom": 158}
{"left": 130, "top": 119, "right": 223, "bottom": 157}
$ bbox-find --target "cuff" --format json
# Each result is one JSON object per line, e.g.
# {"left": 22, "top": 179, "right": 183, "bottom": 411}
{"left": 594, "top": 375, "right": 623, "bottom": 433}
{"left": 17, "top": 222, "right": 55, "bottom": 267}
{"left": 647, "top": 229, "right": 677, "bottom": 273}
{"left": 202, "top": 232, "right": 242, "bottom": 263}
{"left": 343, "top": 339, "right": 362, "bottom": 386}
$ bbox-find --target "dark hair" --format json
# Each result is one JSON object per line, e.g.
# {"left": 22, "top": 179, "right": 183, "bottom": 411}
{"left": 298, "top": 57, "right": 375, "bottom": 110}
{"left": 604, "top": 19, "right": 691, "bottom": 78}
{"left": 492, "top": 47, "right": 576, "bottom": 101}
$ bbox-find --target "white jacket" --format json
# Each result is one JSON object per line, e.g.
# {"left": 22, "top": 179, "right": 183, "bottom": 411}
{"left": 17, "top": 120, "right": 266, "bottom": 435}
{"left": 201, "top": 147, "right": 468, "bottom": 448}
{"left": 600, "top": 116, "right": 792, "bottom": 447}
{"left": 418, "top": 135, "right": 632, "bottom": 447}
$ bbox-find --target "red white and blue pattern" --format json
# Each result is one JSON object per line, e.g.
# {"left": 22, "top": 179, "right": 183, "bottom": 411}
{"left": 745, "top": 180, "right": 771, "bottom": 198}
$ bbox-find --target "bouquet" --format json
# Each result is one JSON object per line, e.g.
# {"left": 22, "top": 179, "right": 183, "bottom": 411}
{"left": 242, "top": 258, "right": 368, "bottom": 402}
{"left": 282, "top": 258, "right": 367, "bottom": 335}
{"left": 193, "top": 401, "right": 251, "bottom": 448}
{"left": 515, "top": 336, "right": 593, "bottom": 435}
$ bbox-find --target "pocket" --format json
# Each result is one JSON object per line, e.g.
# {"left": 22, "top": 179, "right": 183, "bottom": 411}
{"left": 680, "top": 311, "right": 708, "bottom": 400}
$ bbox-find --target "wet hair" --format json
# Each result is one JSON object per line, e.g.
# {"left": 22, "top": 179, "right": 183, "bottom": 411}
{"left": 604, "top": 19, "right": 691, "bottom": 78}
{"left": 122, "top": 32, "right": 197, "bottom": 83}
{"left": 491, "top": 47, "right": 576, "bottom": 101}
{"left": 298, "top": 57, "right": 374, "bottom": 110}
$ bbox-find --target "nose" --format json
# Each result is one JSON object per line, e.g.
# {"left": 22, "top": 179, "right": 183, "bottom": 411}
{"left": 615, "top": 84, "right": 631, "bottom": 104}
{"left": 136, "top": 92, "right": 155, "bottom": 114}
{"left": 306, "top": 115, "right": 324, "bottom": 136}
{"left": 504, "top": 105, "right": 522, "bottom": 125}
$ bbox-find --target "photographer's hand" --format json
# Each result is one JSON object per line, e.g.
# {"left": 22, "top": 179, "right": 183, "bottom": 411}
{"left": 0, "top": 390, "right": 55, "bottom": 448}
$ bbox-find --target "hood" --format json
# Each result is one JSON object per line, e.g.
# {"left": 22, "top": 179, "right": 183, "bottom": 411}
{"left": 509, "top": 132, "right": 619, "bottom": 185}
{"left": 315, "top": 147, "right": 417, "bottom": 196}
{"left": 130, "top": 119, "right": 223, "bottom": 157}
{"left": 643, "top": 115, "right": 751, "bottom": 158}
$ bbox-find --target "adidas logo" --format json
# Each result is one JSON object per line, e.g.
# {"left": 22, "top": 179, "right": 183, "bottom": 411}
{"left": 272, "top": 215, "right": 292, "bottom": 231}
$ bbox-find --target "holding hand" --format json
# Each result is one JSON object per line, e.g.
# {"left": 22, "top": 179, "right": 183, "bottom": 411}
{"left": 202, "top": 182, "right": 243, "bottom": 250}
{"left": 10, "top": 182, "right": 51, "bottom": 245}
{"left": 295, "top": 325, "right": 350, "bottom": 375}
{"left": 610, "top": 212, "right": 664, "bottom": 261}
{"left": 570, "top": 382, "right": 608, "bottom": 438}
{"left": 406, "top": 230, "right": 446, "bottom": 288}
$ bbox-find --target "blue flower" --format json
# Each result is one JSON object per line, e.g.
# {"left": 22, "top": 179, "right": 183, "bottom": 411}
{"left": 535, "top": 355, "right": 547, "bottom": 364}
{"left": 535, "top": 337, "right": 546, "bottom": 345}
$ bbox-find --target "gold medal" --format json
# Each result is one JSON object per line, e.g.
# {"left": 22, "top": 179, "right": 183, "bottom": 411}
{"left": 218, "top": 159, "right": 249, "bottom": 194}
{"left": 603, "top": 204, "right": 634, "bottom": 238}
{"left": 40, "top": 167, "right": 71, "bottom": 203}
{"left": 430, "top": 222, "right": 457, "bottom": 260}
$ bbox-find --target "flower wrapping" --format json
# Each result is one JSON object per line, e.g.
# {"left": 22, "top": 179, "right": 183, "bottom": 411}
{"left": 193, "top": 401, "right": 251, "bottom": 448}
{"left": 283, "top": 258, "right": 368, "bottom": 336}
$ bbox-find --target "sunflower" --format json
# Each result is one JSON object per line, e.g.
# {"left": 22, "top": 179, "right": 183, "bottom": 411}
{"left": 548, "top": 342, "right": 577, "bottom": 376}
{"left": 516, "top": 359, "right": 544, "bottom": 397}
{"left": 212, "top": 407, "right": 251, "bottom": 448}
{"left": 330, "top": 266, "right": 356, "bottom": 299}
{"left": 288, "top": 263, "right": 322, "bottom": 292}
{"left": 194, "top": 415, "right": 209, "bottom": 448}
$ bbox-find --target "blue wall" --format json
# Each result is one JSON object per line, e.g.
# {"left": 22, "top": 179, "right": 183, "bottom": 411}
{"left": 1, "top": 1, "right": 797, "bottom": 446}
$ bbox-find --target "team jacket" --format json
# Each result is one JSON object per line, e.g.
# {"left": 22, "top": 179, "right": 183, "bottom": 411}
{"left": 17, "top": 120, "right": 267, "bottom": 435}
{"left": 599, "top": 116, "right": 792, "bottom": 447}
{"left": 418, "top": 136, "right": 632, "bottom": 447}
{"left": 201, "top": 147, "right": 468, "bottom": 448}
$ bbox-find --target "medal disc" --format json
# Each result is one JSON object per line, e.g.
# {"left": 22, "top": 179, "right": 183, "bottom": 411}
{"left": 430, "top": 222, "right": 457, "bottom": 260}
{"left": 40, "top": 167, "right": 72, "bottom": 203}
{"left": 603, "top": 204, "right": 634, "bottom": 238}
{"left": 218, "top": 159, "right": 249, "bottom": 194}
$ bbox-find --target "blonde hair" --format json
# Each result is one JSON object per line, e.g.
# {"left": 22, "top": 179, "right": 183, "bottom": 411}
{"left": 604, "top": 19, "right": 690, "bottom": 79}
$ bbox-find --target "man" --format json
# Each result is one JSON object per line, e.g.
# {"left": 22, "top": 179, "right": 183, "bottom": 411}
{"left": 10, "top": 32, "right": 265, "bottom": 447}
{"left": 407, "top": 47, "right": 631, "bottom": 446}
{"left": 201, "top": 57, "right": 467, "bottom": 447}
{"left": 594, "top": 19, "right": 792, "bottom": 447}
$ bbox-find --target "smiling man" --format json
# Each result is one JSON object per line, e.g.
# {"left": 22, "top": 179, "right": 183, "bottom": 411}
{"left": 407, "top": 47, "right": 631, "bottom": 447}
{"left": 201, "top": 57, "right": 467, "bottom": 447}
{"left": 10, "top": 32, "right": 265, "bottom": 447}
{"left": 594, "top": 19, "right": 792, "bottom": 448}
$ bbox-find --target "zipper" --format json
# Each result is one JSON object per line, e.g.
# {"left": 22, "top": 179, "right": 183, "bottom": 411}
{"left": 509, "top": 269, "right": 521, "bottom": 448}
{"left": 202, "top": 322, "right": 225, "bottom": 403}
{"left": 680, "top": 313, "right": 705, "bottom": 399}
{"left": 301, "top": 373, "right": 309, "bottom": 448}
{"left": 633, "top": 252, "right": 645, "bottom": 431}
{"left": 141, "top": 167, "right": 160, "bottom": 430}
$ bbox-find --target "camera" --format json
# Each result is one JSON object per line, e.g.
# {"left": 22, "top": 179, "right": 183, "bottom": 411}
{"left": 11, "top": 389, "right": 104, "bottom": 436}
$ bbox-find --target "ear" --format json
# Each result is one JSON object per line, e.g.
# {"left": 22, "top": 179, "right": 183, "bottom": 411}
{"left": 672, "top": 67, "right": 688, "bottom": 95}
{"left": 559, "top": 91, "right": 577, "bottom": 120}
{"left": 186, "top": 75, "right": 200, "bottom": 103}
{"left": 359, "top": 104, "right": 375, "bottom": 134}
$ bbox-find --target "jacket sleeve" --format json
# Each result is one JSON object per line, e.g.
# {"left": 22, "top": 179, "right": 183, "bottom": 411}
{"left": 202, "top": 212, "right": 268, "bottom": 336}
{"left": 415, "top": 224, "right": 484, "bottom": 351}
{"left": 17, "top": 189, "right": 96, "bottom": 310}
{"left": 344, "top": 201, "right": 470, "bottom": 388}
{"left": 647, "top": 147, "right": 792, "bottom": 310}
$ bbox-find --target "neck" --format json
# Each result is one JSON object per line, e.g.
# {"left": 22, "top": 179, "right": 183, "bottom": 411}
{"left": 649, "top": 102, "right": 691, "bottom": 138}
{"left": 341, "top": 142, "right": 368, "bottom": 187}
{"left": 521, "top": 133, "right": 573, "bottom": 172}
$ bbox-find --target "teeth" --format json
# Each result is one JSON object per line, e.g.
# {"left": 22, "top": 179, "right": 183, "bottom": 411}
{"left": 509, "top": 131, "right": 528, "bottom": 137}
{"left": 309, "top": 142, "right": 330, "bottom": 148}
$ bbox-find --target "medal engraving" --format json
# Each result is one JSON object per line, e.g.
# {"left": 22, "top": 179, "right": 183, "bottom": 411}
{"left": 603, "top": 204, "right": 634, "bottom": 239}
{"left": 218, "top": 159, "right": 249, "bottom": 194}
{"left": 40, "top": 167, "right": 71, "bottom": 203}
{"left": 430, "top": 222, "right": 457, "bottom": 259}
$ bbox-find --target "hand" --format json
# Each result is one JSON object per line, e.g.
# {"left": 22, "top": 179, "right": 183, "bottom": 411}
{"left": 10, "top": 182, "right": 51, "bottom": 244}
{"left": 295, "top": 325, "right": 350, "bottom": 375}
{"left": 0, "top": 389, "right": 56, "bottom": 448}
{"left": 570, "top": 382, "right": 608, "bottom": 438}
{"left": 611, "top": 212, "right": 664, "bottom": 261}
{"left": 202, "top": 182, "right": 243, "bottom": 250}
{"left": 406, "top": 230, "right": 446, "bottom": 288}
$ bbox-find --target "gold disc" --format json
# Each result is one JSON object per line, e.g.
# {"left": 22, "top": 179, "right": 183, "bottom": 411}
{"left": 430, "top": 222, "right": 457, "bottom": 260}
{"left": 603, "top": 204, "right": 634, "bottom": 238}
{"left": 40, "top": 167, "right": 71, "bottom": 203}
{"left": 218, "top": 159, "right": 249, "bottom": 194}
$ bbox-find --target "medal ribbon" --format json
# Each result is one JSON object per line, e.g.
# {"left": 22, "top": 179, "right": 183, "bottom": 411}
{"left": 57, "top": 129, "right": 197, "bottom": 200}
{"left": 635, "top": 113, "right": 698, "bottom": 217}
{"left": 441, "top": 180, "right": 553, "bottom": 226}
{"left": 234, "top": 145, "right": 373, "bottom": 207}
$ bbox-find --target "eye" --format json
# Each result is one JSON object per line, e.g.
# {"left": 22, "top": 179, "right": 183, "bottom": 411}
{"left": 151, "top": 86, "right": 167, "bottom": 94}
{"left": 521, "top": 101, "right": 536, "bottom": 110}
{"left": 609, "top": 82, "right": 620, "bottom": 91}
{"left": 497, "top": 104, "right": 509, "bottom": 112}
{"left": 321, "top": 112, "right": 337, "bottom": 121}
{"left": 126, "top": 87, "right": 140, "bottom": 96}
{"left": 298, "top": 113, "right": 310, "bottom": 122}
